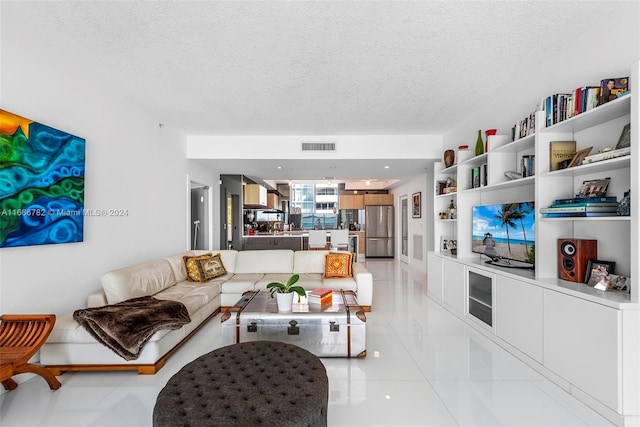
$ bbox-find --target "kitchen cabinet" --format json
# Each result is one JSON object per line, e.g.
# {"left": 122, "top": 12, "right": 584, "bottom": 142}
{"left": 339, "top": 195, "right": 364, "bottom": 209}
{"left": 267, "top": 193, "right": 279, "bottom": 209}
{"left": 244, "top": 184, "right": 267, "bottom": 207}
{"left": 364, "top": 194, "right": 393, "bottom": 206}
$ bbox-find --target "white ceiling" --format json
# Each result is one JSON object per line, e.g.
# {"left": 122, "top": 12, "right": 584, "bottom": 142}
{"left": 6, "top": 0, "right": 616, "bottom": 188}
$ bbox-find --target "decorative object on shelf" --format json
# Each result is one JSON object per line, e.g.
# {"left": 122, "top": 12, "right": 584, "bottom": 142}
{"left": 549, "top": 141, "right": 576, "bottom": 171}
{"left": 446, "top": 200, "right": 457, "bottom": 219}
{"left": 443, "top": 149, "right": 455, "bottom": 168}
{"left": 504, "top": 171, "right": 521, "bottom": 180}
{"left": 475, "top": 129, "right": 484, "bottom": 156}
{"left": 266, "top": 274, "right": 306, "bottom": 312}
{"left": 584, "top": 259, "right": 616, "bottom": 290}
{"left": 412, "top": 192, "right": 421, "bottom": 218}
{"left": 443, "top": 177, "right": 457, "bottom": 193}
{"left": 440, "top": 236, "right": 457, "bottom": 256}
{"left": 583, "top": 146, "right": 630, "bottom": 164}
{"left": 484, "top": 129, "right": 497, "bottom": 152}
{"left": 609, "top": 274, "right": 630, "bottom": 293}
{"left": 615, "top": 123, "right": 631, "bottom": 149}
{"left": 457, "top": 144, "right": 471, "bottom": 163}
{"left": 577, "top": 178, "right": 610, "bottom": 198}
{"left": 567, "top": 147, "right": 593, "bottom": 168}
{"left": 617, "top": 189, "right": 630, "bottom": 216}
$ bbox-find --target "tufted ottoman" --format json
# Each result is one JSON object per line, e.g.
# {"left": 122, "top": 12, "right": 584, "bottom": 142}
{"left": 153, "top": 341, "right": 328, "bottom": 427}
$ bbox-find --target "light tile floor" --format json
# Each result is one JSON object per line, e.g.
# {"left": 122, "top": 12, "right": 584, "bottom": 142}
{"left": 0, "top": 259, "right": 613, "bottom": 426}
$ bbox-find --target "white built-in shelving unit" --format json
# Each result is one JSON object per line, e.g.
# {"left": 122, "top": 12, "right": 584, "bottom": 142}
{"left": 428, "top": 61, "right": 639, "bottom": 426}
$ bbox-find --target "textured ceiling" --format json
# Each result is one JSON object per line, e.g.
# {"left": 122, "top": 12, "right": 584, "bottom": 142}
{"left": 4, "top": 1, "right": 616, "bottom": 186}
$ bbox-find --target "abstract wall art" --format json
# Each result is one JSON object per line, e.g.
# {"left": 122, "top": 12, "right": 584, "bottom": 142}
{"left": 0, "top": 110, "right": 85, "bottom": 247}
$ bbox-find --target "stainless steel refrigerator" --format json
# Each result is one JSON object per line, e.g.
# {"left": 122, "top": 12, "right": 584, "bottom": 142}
{"left": 365, "top": 205, "right": 394, "bottom": 257}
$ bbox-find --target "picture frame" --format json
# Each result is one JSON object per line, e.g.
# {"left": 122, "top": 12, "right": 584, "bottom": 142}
{"left": 584, "top": 259, "right": 616, "bottom": 291}
{"left": 412, "top": 192, "right": 421, "bottom": 218}
{"left": 609, "top": 274, "right": 630, "bottom": 293}
{"left": 440, "top": 236, "right": 457, "bottom": 255}
{"left": 615, "top": 123, "right": 631, "bottom": 149}
{"left": 567, "top": 146, "right": 593, "bottom": 168}
{"left": 577, "top": 177, "right": 610, "bottom": 198}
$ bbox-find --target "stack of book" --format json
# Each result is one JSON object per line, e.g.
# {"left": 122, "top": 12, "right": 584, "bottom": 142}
{"left": 540, "top": 197, "right": 618, "bottom": 218}
{"left": 308, "top": 288, "right": 333, "bottom": 305}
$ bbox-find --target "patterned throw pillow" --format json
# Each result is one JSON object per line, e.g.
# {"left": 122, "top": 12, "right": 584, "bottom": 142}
{"left": 323, "top": 252, "right": 353, "bottom": 278}
{"left": 183, "top": 253, "right": 213, "bottom": 282}
{"left": 196, "top": 253, "right": 227, "bottom": 282}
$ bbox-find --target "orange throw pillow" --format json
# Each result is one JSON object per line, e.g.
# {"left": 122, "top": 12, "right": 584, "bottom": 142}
{"left": 324, "top": 252, "right": 353, "bottom": 278}
{"left": 183, "top": 252, "right": 213, "bottom": 282}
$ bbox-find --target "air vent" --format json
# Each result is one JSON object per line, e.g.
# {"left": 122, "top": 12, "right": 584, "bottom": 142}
{"left": 301, "top": 142, "right": 336, "bottom": 151}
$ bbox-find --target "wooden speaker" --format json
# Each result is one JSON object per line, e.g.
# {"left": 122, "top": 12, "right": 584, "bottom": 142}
{"left": 557, "top": 239, "right": 597, "bottom": 283}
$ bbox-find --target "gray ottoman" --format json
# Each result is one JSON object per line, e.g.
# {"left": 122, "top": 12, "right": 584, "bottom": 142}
{"left": 153, "top": 341, "right": 328, "bottom": 427}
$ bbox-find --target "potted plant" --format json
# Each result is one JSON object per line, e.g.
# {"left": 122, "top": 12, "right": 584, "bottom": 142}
{"left": 266, "top": 274, "right": 306, "bottom": 312}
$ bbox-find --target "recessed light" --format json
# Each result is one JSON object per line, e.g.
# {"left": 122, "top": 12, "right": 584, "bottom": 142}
{"left": 384, "top": 165, "right": 390, "bottom": 169}
{"left": 277, "top": 166, "right": 282, "bottom": 169}
{"left": 365, "top": 180, "right": 371, "bottom": 186}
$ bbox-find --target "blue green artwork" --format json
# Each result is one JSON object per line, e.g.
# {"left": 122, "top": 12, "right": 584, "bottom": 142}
{"left": 0, "top": 110, "right": 85, "bottom": 247}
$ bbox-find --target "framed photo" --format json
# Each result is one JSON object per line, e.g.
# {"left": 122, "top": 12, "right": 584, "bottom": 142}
{"left": 440, "top": 236, "right": 457, "bottom": 255}
{"left": 585, "top": 259, "right": 616, "bottom": 291}
{"left": 615, "top": 123, "right": 631, "bottom": 149}
{"left": 412, "top": 192, "right": 421, "bottom": 218}
{"left": 577, "top": 178, "right": 610, "bottom": 198}
{"left": 567, "top": 146, "right": 593, "bottom": 168}
{"left": 609, "top": 274, "right": 630, "bottom": 293}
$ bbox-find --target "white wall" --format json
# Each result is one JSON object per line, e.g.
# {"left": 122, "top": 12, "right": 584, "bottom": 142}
{"left": 0, "top": 18, "right": 195, "bottom": 314}
{"left": 390, "top": 172, "right": 430, "bottom": 272}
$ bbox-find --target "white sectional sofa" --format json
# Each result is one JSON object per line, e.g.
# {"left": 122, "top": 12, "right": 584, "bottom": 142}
{"left": 41, "top": 249, "right": 373, "bottom": 375}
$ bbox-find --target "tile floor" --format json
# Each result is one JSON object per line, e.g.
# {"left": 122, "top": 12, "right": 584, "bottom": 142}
{"left": 0, "top": 259, "right": 613, "bottom": 426}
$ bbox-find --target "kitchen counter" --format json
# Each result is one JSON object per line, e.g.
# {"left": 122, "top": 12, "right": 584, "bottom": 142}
{"left": 242, "top": 232, "right": 360, "bottom": 257}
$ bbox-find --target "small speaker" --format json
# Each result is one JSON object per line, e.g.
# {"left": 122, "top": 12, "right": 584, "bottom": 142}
{"left": 558, "top": 239, "right": 597, "bottom": 283}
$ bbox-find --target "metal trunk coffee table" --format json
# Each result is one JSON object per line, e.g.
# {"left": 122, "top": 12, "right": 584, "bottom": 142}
{"left": 221, "top": 290, "right": 366, "bottom": 357}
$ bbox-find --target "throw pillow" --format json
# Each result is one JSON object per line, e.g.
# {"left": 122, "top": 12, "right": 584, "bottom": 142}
{"left": 324, "top": 252, "right": 353, "bottom": 278}
{"left": 183, "top": 253, "right": 213, "bottom": 282}
{"left": 196, "top": 253, "right": 227, "bottom": 282}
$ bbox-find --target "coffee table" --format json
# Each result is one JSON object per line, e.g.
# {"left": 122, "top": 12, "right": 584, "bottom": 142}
{"left": 220, "top": 290, "right": 366, "bottom": 357}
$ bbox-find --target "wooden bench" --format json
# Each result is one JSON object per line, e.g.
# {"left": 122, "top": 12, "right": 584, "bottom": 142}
{"left": 0, "top": 314, "right": 61, "bottom": 390}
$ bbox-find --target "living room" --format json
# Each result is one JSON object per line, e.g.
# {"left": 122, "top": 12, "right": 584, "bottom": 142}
{"left": 1, "top": 1, "right": 639, "bottom": 426}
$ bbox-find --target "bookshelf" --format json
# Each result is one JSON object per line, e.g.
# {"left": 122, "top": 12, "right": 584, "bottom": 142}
{"left": 428, "top": 62, "right": 638, "bottom": 425}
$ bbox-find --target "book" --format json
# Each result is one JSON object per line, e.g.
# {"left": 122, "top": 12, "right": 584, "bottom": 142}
{"left": 541, "top": 205, "right": 618, "bottom": 213}
{"left": 549, "top": 202, "right": 618, "bottom": 208}
{"left": 582, "top": 146, "right": 630, "bottom": 164}
{"left": 554, "top": 196, "right": 617, "bottom": 204}
{"left": 549, "top": 141, "right": 576, "bottom": 171}
{"left": 472, "top": 167, "right": 480, "bottom": 188}
{"left": 308, "top": 288, "right": 333, "bottom": 305}
{"left": 598, "top": 77, "right": 629, "bottom": 106}
{"left": 541, "top": 211, "right": 618, "bottom": 218}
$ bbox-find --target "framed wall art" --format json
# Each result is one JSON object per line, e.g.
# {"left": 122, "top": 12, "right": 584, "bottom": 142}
{"left": 412, "top": 192, "right": 421, "bottom": 218}
{"left": 0, "top": 110, "right": 86, "bottom": 247}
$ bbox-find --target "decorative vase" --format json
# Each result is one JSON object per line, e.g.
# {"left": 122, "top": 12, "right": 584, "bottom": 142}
{"left": 443, "top": 149, "right": 455, "bottom": 168}
{"left": 276, "top": 292, "right": 294, "bottom": 312}
{"left": 475, "top": 129, "right": 484, "bottom": 156}
{"left": 485, "top": 129, "right": 497, "bottom": 152}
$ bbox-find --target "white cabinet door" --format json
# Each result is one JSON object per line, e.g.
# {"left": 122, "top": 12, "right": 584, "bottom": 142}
{"left": 495, "top": 276, "right": 543, "bottom": 363}
{"left": 442, "top": 258, "right": 465, "bottom": 314}
{"left": 544, "top": 290, "right": 621, "bottom": 412}
{"left": 427, "top": 253, "right": 443, "bottom": 302}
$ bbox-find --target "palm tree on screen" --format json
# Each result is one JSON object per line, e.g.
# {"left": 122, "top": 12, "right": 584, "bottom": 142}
{"left": 495, "top": 203, "right": 518, "bottom": 253}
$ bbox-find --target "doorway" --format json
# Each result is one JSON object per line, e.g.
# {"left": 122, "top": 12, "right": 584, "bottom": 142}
{"left": 400, "top": 195, "right": 409, "bottom": 263}
{"left": 190, "top": 183, "right": 210, "bottom": 250}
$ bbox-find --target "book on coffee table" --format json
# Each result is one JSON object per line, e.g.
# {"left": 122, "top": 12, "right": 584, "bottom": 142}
{"left": 308, "top": 288, "right": 332, "bottom": 305}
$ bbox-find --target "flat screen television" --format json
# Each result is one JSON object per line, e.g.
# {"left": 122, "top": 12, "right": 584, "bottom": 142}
{"left": 472, "top": 202, "right": 535, "bottom": 269}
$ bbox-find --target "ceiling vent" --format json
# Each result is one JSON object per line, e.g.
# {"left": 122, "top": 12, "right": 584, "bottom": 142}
{"left": 301, "top": 141, "right": 336, "bottom": 151}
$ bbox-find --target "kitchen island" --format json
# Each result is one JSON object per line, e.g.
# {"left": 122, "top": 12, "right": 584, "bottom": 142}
{"left": 242, "top": 231, "right": 360, "bottom": 258}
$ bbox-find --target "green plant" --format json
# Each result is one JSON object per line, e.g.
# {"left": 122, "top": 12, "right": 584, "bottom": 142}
{"left": 266, "top": 274, "right": 306, "bottom": 302}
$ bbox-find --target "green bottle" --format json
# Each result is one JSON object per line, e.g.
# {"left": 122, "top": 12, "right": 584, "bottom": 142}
{"left": 475, "top": 129, "right": 484, "bottom": 156}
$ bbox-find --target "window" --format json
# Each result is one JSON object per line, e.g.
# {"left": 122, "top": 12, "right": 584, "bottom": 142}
{"left": 290, "top": 183, "right": 339, "bottom": 228}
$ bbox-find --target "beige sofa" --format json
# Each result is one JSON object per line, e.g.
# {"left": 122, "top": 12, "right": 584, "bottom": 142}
{"left": 41, "top": 249, "right": 373, "bottom": 374}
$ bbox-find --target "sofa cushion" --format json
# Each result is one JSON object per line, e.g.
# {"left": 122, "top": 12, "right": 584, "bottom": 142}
{"left": 221, "top": 273, "right": 264, "bottom": 295}
{"left": 322, "top": 277, "right": 357, "bottom": 292}
{"left": 295, "top": 273, "right": 324, "bottom": 291}
{"left": 323, "top": 252, "right": 353, "bottom": 278}
{"left": 255, "top": 274, "right": 299, "bottom": 291}
{"left": 183, "top": 253, "right": 214, "bottom": 282}
{"left": 101, "top": 259, "right": 177, "bottom": 304}
{"left": 196, "top": 254, "right": 227, "bottom": 282}
{"left": 165, "top": 250, "right": 212, "bottom": 282}
{"left": 293, "top": 250, "right": 330, "bottom": 274}
{"left": 234, "top": 250, "right": 294, "bottom": 274}
{"left": 155, "top": 280, "right": 222, "bottom": 316}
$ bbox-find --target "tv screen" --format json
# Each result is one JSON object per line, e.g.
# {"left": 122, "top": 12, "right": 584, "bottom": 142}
{"left": 472, "top": 202, "right": 535, "bottom": 266}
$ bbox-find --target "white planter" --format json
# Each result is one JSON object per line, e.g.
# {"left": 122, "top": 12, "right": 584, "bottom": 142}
{"left": 276, "top": 292, "right": 294, "bottom": 312}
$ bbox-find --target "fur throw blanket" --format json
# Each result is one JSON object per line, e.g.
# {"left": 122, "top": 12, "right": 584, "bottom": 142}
{"left": 73, "top": 296, "right": 191, "bottom": 361}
